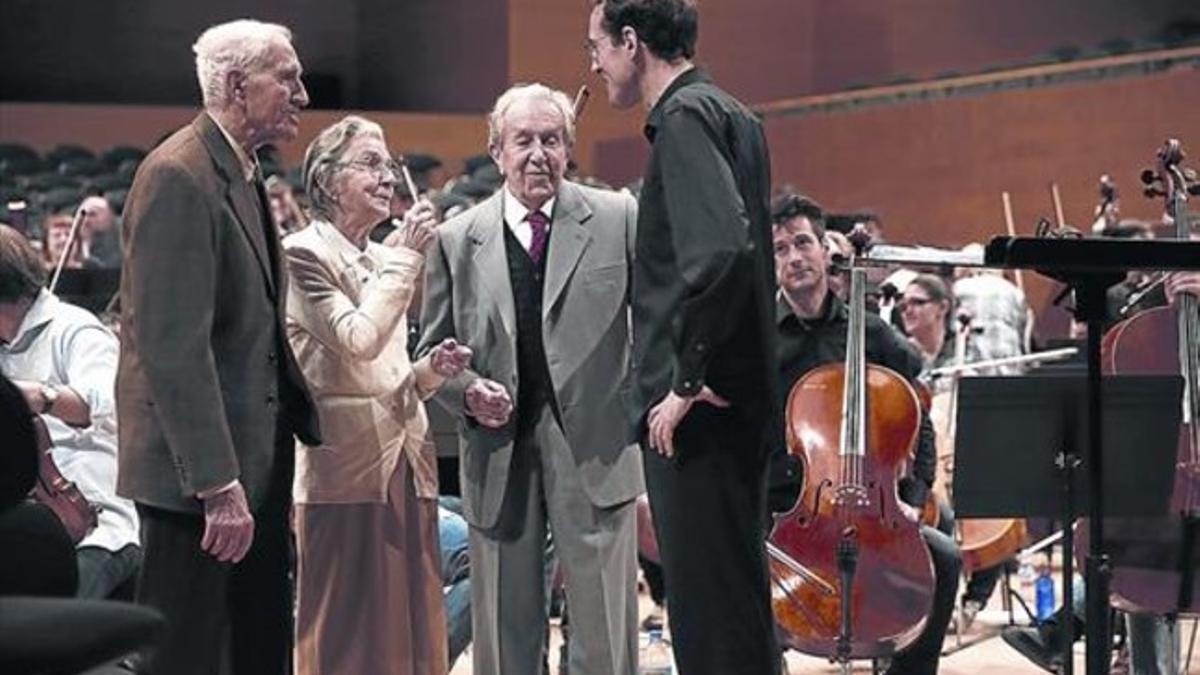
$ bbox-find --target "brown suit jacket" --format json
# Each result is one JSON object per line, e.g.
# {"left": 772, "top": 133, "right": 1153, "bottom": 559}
{"left": 116, "top": 113, "right": 320, "bottom": 513}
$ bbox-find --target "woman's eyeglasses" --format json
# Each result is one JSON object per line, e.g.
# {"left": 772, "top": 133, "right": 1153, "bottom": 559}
{"left": 896, "top": 297, "right": 933, "bottom": 311}
{"left": 338, "top": 157, "right": 402, "bottom": 181}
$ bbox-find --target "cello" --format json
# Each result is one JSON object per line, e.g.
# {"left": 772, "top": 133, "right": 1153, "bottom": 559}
{"left": 929, "top": 311, "right": 1029, "bottom": 575}
{"left": 767, "top": 231, "right": 935, "bottom": 665}
{"left": 1080, "top": 139, "right": 1200, "bottom": 615}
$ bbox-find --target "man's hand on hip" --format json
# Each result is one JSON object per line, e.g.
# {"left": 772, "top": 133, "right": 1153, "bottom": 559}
{"left": 647, "top": 386, "right": 730, "bottom": 458}
{"left": 201, "top": 481, "right": 255, "bottom": 563}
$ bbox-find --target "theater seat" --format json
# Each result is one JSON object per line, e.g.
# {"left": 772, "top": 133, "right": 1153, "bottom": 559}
{"left": 0, "top": 597, "right": 163, "bottom": 675}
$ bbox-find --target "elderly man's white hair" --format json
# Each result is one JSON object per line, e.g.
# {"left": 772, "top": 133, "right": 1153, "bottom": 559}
{"left": 193, "top": 19, "right": 293, "bottom": 110}
{"left": 487, "top": 83, "right": 576, "bottom": 150}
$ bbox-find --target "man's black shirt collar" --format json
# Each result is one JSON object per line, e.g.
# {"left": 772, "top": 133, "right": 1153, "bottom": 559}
{"left": 644, "top": 66, "right": 711, "bottom": 142}
{"left": 776, "top": 291, "right": 845, "bottom": 330}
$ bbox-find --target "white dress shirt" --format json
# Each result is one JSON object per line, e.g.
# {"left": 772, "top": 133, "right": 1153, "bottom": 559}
{"left": 501, "top": 186, "right": 554, "bottom": 252}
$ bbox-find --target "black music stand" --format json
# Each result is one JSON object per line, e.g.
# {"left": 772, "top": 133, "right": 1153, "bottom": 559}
{"left": 954, "top": 374, "right": 1183, "bottom": 675}
{"left": 985, "top": 234, "right": 1200, "bottom": 675}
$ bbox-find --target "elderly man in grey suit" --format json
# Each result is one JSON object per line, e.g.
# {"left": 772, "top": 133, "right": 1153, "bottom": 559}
{"left": 116, "top": 19, "right": 318, "bottom": 675}
{"left": 419, "top": 82, "right": 643, "bottom": 674}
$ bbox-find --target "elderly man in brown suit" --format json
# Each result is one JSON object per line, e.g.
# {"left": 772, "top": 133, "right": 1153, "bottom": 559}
{"left": 116, "top": 19, "right": 319, "bottom": 675}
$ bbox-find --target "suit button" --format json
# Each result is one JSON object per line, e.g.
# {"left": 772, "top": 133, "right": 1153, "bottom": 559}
{"left": 267, "top": 352, "right": 277, "bottom": 363}
{"left": 266, "top": 394, "right": 277, "bottom": 405}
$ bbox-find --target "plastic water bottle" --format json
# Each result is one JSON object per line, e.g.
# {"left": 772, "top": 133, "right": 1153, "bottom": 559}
{"left": 639, "top": 629, "right": 675, "bottom": 675}
{"left": 1018, "top": 556, "right": 1035, "bottom": 590}
{"left": 1035, "top": 565, "right": 1055, "bottom": 621}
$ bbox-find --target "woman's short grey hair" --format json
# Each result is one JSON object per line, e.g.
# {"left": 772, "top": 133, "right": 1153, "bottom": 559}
{"left": 487, "top": 83, "right": 576, "bottom": 150}
{"left": 302, "top": 115, "right": 386, "bottom": 221}
{"left": 193, "top": 19, "right": 293, "bottom": 110}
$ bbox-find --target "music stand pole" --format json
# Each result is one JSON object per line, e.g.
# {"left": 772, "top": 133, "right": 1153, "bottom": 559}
{"left": 1074, "top": 275, "right": 1121, "bottom": 675}
{"left": 1056, "top": 445, "right": 1082, "bottom": 675}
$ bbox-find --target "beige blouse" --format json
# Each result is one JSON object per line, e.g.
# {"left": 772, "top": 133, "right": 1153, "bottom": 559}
{"left": 283, "top": 221, "right": 442, "bottom": 504}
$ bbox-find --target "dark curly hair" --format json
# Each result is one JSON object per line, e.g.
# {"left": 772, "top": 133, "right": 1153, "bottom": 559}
{"left": 595, "top": 0, "right": 698, "bottom": 61}
{"left": 771, "top": 192, "right": 827, "bottom": 241}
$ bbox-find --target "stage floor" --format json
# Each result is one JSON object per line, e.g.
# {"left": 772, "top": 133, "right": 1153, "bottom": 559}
{"left": 449, "top": 575, "right": 1200, "bottom": 674}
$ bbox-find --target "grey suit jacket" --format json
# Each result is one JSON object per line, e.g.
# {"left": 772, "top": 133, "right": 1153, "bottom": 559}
{"left": 418, "top": 181, "right": 644, "bottom": 529}
{"left": 116, "top": 113, "right": 319, "bottom": 513}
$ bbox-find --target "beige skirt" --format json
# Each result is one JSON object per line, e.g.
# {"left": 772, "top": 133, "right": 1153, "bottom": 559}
{"left": 294, "top": 458, "right": 447, "bottom": 675}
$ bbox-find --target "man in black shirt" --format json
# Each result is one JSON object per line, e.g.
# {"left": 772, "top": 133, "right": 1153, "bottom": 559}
{"left": 588, "top": 1, "right": 781, "bottom": 672}
{"left": 769, "top": 193, "right": 961, "bottom": 675}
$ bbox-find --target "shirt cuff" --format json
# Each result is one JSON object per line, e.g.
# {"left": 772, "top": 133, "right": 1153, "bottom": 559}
{"left": 196, "top": 479, "right": 239, "bottom": 500}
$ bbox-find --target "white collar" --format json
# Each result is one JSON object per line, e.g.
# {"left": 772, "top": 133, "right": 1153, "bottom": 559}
{"left": 6, "top": 289, "right": 57, "bottom": 350}
{"left": 208, "top": 112, "right": 259, "bottom": 183}
{"left": 502, "top": 185, "right": 555, "bottom": 229}
{"left": 313, "top": 220, "right": 375, "bottom": 269}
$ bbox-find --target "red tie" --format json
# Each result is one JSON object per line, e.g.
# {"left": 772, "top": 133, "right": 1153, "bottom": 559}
{"left": 527, "top": 210, "right": 549, "bottom": 265}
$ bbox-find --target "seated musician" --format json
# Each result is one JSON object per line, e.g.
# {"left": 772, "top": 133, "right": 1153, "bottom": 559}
{"left": 768, "top": 193, "right": 961, "bottom": 675}
{"left": 0, "top": 224, "right": 140, "bottom": 599}
{"left": 898, "top": 274, "right": 1009, "bottom": 629}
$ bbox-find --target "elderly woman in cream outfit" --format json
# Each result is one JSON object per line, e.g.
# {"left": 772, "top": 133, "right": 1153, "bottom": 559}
{"left": 284, "top": 115, "right": 471, "bottom": 675}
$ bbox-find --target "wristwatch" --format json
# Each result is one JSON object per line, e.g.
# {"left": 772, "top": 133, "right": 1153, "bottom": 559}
{"left": 39, "top": 383, "right": 60, "bottom": 414}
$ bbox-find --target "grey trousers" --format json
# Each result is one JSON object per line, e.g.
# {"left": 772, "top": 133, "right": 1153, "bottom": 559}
{"left": 469, "top": 404, "right": 638, "bottom": 675}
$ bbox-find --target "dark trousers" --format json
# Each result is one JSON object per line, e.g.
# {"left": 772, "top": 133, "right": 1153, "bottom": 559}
{"left": 887, "top": 525, "right": 961, "bottom": 675}
{"left": 642, "top": 404, "right": 780, "bottom": 675}
{"left": 133, "top": 465, "right": 292, "bottom": 675}
{"left": 76, "top": 543, "right": 142, "bottom": 599}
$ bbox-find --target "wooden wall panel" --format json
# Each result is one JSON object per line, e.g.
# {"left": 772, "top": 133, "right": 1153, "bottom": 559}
{"left": 0, "top": 103, "right": 486, "bottom": 177}
{"left": 594, "top": 66, "right": 1200, "bottom": 336}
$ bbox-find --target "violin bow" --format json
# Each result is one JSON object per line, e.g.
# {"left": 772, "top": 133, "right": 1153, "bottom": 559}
{"left": 48, "top": 202, "right": 90, "bottom": 294}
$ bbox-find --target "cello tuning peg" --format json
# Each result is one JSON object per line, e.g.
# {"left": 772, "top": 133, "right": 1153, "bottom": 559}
{"left": 847, "top": 225, "right": 872, "bottom": 256}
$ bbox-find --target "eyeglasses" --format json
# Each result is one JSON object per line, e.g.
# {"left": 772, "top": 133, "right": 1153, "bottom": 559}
{"left": 583, "top": 37, "right": 610, "bottom": 61}
{"left": 337, "top": 157, "right": 402, "bottom": 182}
{"left": 897, "top": 297, "right": 933, "bottom": 311}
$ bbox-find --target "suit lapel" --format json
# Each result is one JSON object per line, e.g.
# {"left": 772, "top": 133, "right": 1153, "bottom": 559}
{"left": 194, "top": 114, "right": 277, "bottom": 298}
{"left": 469, "top": 194, "right": 517, "bottom": 337}
{"left": 542, "top": 183, "right": 592, "bottom": 319}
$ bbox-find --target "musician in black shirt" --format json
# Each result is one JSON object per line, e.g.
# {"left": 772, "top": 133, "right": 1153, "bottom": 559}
{"left": 588, "top": 1, "right": 782, "bottom": 672}
{"left": 769, "top": 193, "right": 961, "bottom": 675}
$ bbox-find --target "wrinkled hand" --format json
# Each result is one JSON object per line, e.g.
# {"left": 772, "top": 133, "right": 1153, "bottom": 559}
{"left": 201, "top": 482, "right": 255, "bottom": 563}
{"left": 1164, "top": 271, "right": 1200, "bottom": 305}
{"left": 430, "top": 338, "right": 473, "bottom": 378}
{"left": 384, "top": 198, "right": 438, "bottom": 252}
{"left": 647, "top": 386, "right": 730, "bottom": 458}
{"left": 464, "top": 378, "right": 513, "bottom": 428}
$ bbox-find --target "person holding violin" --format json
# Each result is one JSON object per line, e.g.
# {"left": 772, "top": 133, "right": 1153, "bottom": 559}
{"left": 899, "top": 274, "right": 1016, "bottom": 630}
{"left": 898, "top": 274, "right": 979, "bottom": 382}
{"left": 0, "top": 224, "right": 140, "bottom": 599}
{"left": 769, "top": 193, "right": 961, "bottom": 675}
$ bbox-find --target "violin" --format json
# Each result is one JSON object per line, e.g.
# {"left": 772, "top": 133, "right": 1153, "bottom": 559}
{"left": 1078, "top": 139, "right": 1200, "bottom": 615}
{"left": 767, "top": 229, "right": 934, "bottom": 663}
{"left": 29, "top": 416, "right": 98, "bottom": 544}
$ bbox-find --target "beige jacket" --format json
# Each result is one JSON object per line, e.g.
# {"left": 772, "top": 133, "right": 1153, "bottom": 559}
{"left": 284, "top": 221, "right": 440, "bottom": 504}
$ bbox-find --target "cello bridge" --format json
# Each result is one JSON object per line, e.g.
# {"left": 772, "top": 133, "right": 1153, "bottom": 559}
{"left": 833, "top": 484, "right": 869, "bottom": 508}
